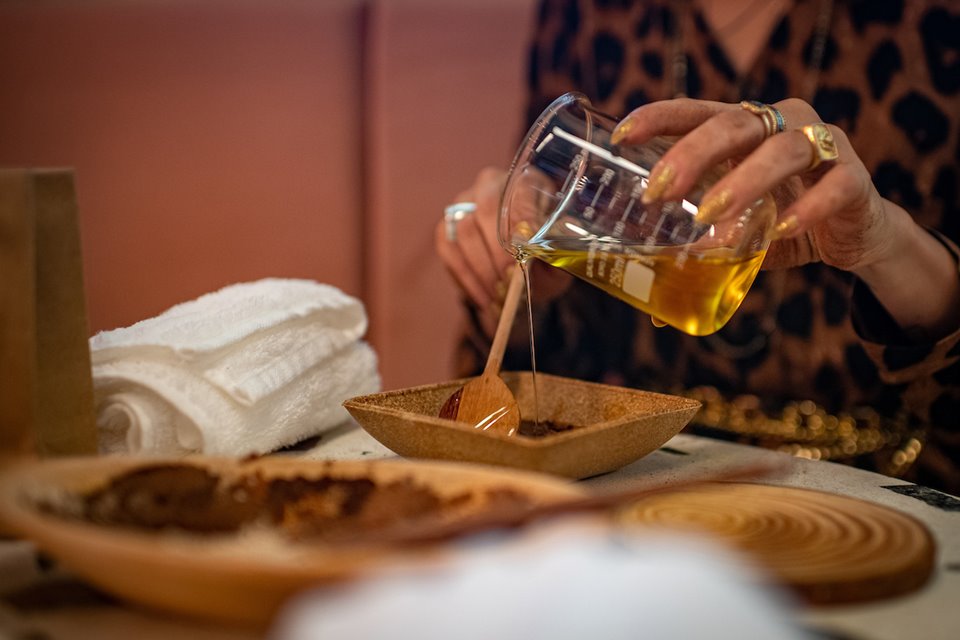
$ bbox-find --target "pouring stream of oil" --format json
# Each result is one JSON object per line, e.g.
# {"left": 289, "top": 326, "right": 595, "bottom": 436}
{"left": 519, "top": 256, "right": 542, "bottom": 428}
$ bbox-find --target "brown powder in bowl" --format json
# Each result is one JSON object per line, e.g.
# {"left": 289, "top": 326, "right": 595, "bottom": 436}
{"left": 517, "top": 420, "right": 578, "bottom": 438}
{"left": 44, "top": 463, "right": 533, "bottom": 546}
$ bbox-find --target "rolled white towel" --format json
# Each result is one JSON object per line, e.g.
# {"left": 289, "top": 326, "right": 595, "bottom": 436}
{"left": 90, "top": 279, "right": 381, "bottom": 456}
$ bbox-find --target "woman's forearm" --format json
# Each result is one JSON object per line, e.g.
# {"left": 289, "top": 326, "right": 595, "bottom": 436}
{"left": 853, "top": 201, "right": 960, "bottom": 341}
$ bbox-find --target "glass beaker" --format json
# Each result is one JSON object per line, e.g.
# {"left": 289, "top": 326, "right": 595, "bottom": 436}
{"left": 499, "top": 92, "right": 776, "bottom": 336}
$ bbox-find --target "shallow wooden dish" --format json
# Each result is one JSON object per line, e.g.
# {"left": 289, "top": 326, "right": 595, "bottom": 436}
{"left": 344, "top": 371, "right": 701, "bottom": 479}
{"left": 617, "top": 482, "right": 936, "bottom": 605}
{"left": 0, "top": 456, "right": 583, "bottom": 628}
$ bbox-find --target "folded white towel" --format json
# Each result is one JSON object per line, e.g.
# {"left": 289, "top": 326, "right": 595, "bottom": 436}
{"left": 90, "top": 278, "right": 381, "bottom": 456}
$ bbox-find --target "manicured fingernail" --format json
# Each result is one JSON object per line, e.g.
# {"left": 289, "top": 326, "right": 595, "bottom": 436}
{"left": 641, "top": 164, "right": 675, "bottom": 204}
{"left": 695, "top": 189, "right": 732, "bottom": 224}
{"left": 651, "top": 316, "right": 667, "bottom": 328}
{"left": 610, "top": 118, "right": 634, "bottom": 145}
{"left": 772, "top": 215, "right": 800, "bottom": 239}
{"left": 610, "top": 118, "right": 635, "bottom": 145}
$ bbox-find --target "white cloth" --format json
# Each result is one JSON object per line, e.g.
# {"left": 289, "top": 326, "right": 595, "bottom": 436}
{"left": 90, "top": 278, "right": 381, "bottom": 456}
{"left": 272, "top": 524, "right": 808, "bottom": 640}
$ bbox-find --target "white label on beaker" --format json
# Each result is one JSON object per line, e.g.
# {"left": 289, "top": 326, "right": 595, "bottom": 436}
{"left": 623, "top": 261, "right": 654, "bottom": 303}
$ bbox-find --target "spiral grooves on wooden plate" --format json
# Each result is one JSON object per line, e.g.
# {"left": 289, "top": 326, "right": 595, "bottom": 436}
{"left": 616, "top": 483, "right": 935, "bottom": 604}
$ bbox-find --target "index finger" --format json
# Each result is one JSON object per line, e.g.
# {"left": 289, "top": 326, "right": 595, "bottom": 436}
{"left": 611, "top": 98, "right": 736, "bottom": 145}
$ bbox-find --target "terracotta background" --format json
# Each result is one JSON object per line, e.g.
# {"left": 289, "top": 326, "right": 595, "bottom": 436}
{"left": 0, "top": 0, "right": 535, "bottom": 390}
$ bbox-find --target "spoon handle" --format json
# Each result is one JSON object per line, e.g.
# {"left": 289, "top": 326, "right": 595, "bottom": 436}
{"left": 352, "top": 459, "right": 787, "bottom": 548}
{"left": 483, "top": 264, "right": 525, "bottom": 376}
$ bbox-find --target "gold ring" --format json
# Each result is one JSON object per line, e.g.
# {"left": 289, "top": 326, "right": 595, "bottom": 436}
{"left": 740, "top": 100, "right": 785, "bottom": 139}
{"left": 799, "top": 123, "right": 839, "bottom": 171}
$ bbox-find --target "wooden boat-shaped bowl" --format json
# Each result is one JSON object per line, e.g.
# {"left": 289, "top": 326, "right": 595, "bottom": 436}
{"left": 0, "top": 455, "right": 583, "bottom": 628}
{"left": 345, "top": 371, "right": 701, "bottom": 479}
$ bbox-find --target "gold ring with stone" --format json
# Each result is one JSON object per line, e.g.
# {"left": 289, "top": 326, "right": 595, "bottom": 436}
{"left": 740, "top": 100, "right": 785, "bottom": 139}
{"left": 799, "top": 123, "right": 839, "bottom": 171}
{"left": 444, "top": 202, "right": 477, "bottom": 242}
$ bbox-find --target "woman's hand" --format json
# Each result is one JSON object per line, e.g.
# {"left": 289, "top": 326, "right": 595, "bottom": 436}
{"left": 612, "top": 98, "right": 890, "bottom": 272}
{"left": 611, "top": 98, "right": 960, "bottom": 338}
{"left": 435, "top": 168, "right": 572, "bottom": 336}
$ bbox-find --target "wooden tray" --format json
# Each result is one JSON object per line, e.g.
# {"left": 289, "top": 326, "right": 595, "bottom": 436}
{"left": 344, "top": 371, "right": 701, "bottom": 479}
{"left": 0, "top": 455, "right": 583, "bottom": 628}
{"left": 617, "top": 482, "right": 936, "bottom": 605}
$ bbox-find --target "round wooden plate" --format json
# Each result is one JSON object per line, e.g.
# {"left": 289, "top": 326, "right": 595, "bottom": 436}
{"left": 616, "top": 482, "right": 936, "bottom": 605}
{"left": 0, "top": 456, "right": 584, "bottom": 628}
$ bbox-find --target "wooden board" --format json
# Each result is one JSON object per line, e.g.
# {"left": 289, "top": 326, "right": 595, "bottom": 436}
{"left": 0, "top": 169, "right": 96, "bottom": 459}
{"left": 617, "top": 483, "right": 936, "bottom": 605}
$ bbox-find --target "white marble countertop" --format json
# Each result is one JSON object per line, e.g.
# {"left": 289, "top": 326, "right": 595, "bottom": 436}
{"left": 1, "top": 423, "right": 957, "bottom": 640}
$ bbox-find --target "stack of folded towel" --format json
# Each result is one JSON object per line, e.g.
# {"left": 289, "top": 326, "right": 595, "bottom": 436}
{"left": 89, "top": 278, "right": 380, "bottom": 457}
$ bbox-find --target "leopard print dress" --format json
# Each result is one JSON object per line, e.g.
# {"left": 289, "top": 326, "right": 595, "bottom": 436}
{"left": 455, "top": 0, "right": 960, "bottom": 494}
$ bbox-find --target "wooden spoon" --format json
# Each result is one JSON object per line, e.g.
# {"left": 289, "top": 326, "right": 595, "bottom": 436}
{"left": 439, "top": 263, "right": 525, "bottom": 435}
{"left": 351, "top": 459, "right": 785, "bottom": 547}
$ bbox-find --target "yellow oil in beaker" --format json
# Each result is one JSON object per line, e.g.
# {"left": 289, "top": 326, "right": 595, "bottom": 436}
{"left": 520, "top": 241, "right": 765, "bottom": 336}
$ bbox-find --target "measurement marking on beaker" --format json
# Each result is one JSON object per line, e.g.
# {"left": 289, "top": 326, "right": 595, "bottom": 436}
{"left": 557, "top": 152, "right": 584, "bottom": 198}
{"left": 590, "top": 188, "right": 603, "bottom": 207}
{"left": 551, "top": 127, "right": 650, "bottom": 178}
{"left": 651, "top": 215, "right": 665, "bottom": 238}
{"left": 535, "top": 132, "right": 555, "bottom": 154}
{"left": 590, "top": 169, "right": 614, "bottom": 210}
{"left": 607, "top": 190, "right": 622, "bottom": 213}
{"left": 614, "top": 197, "right": 636, "bottom": 236}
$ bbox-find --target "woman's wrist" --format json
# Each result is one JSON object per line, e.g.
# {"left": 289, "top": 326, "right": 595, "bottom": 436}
{"left": 852, "top": 201, "right": 960, "bottom": 341}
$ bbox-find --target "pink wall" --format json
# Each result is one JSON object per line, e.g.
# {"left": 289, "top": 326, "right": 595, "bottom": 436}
{"left": 0, "top": 0, "right": 534, "bottom": 390}
{"left": 364, "top": 0, "right": 533, "bottom": 388}
{"left": 0, "top": 0, "right": 365, "bottom": 326}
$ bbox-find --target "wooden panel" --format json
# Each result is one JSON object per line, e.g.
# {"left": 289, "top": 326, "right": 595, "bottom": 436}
{"left": 0, "top": 169, "right": 96, "bottom": 458}
{"left": 0, "top": 0, "right": 366, "bottom": 334}
{"left": 364, "top": 0, "right": 536, "bottom": 389}
{"left": 0, "top": 171, "right": 37, "bottom": 458}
